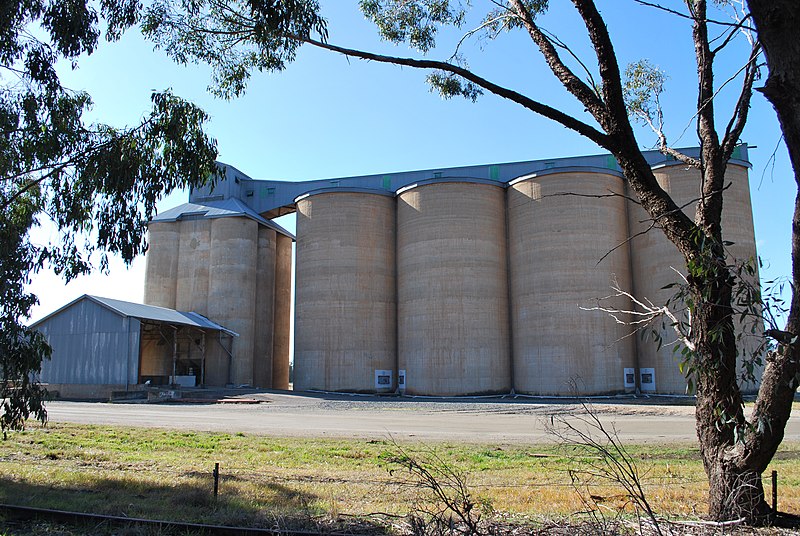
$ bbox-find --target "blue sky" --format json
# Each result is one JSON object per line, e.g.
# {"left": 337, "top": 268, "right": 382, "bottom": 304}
{"left": 28, "top": 2, "right": 794, "bottom": 330}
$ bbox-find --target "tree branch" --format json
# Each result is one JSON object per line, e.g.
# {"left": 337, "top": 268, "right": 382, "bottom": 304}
{"left": 508, "top": 0, "right": 608, "bottom": 118}
{"left": 298, "top": 36, "right": 612, "bottom": 148}
{"left": 721, "top": 42, "right": 761, "bottom": 161}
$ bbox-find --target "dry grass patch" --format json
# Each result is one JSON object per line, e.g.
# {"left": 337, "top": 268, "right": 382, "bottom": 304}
{"left": 0, "top": 422, "right": 799, "bottom": 528}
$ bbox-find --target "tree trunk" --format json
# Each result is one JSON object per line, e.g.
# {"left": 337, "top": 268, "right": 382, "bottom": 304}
{"left": 706, "top": 462, "right": 771, "bottom": 521}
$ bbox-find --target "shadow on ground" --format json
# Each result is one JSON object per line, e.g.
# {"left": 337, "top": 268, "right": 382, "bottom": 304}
{"left": 0, "top": 475, "right": 393, "bottom": 535}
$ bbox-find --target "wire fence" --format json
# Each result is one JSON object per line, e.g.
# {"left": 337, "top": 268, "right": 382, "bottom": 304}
{"left": 0, "top": 455, "right": 779, "bottom": 493}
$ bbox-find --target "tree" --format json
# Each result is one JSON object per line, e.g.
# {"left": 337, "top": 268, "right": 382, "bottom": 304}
{"left": 0, "top": 1, "right": 219, "bottom": 434}
{"left": 139, "top": 0, "right": 791, "bottom": 522}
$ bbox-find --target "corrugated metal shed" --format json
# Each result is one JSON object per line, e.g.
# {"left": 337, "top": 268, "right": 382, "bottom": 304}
{"left": 82, "top": 296, "right": 238, "bottom": 336}
{"left": 31, "top": 295, "right": 237, "bottom": 396}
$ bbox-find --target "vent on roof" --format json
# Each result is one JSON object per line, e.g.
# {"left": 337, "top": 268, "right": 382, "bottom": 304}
{"left": 193, "top": 195, "right": 224, "bottom": 202}
{"left": 246, "top": 190, "right": 254, "bottom": 197}
{"left": 179, "top": 214, "right": 206, "bottom": 221}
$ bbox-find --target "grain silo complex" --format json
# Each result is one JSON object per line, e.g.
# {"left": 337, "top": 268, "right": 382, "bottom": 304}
{"left": 37, "top": 147, "right": 759, "bottom": 397}
{"left": 138, "top": 146, "right": 760, "bottom": 396}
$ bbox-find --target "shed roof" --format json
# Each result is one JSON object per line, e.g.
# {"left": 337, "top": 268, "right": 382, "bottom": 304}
{"left": 31, "top": 295, "right": 238, "bottom": 336}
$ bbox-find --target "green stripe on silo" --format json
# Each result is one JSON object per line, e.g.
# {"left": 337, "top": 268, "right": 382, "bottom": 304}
{"left": 383, "top": 176, "right": 391, "bottom": 190}
{"left": 489, "top": 165, "right": 500, "bottom": 180}
{"left": 606, "top": 155, "right": 618, "bottom": 170}
{"left": 732, "top": 145, "right": 742, "bottom": 160}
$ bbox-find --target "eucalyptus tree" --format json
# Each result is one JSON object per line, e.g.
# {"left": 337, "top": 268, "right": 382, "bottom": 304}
{"left": 1, "top": 0, "right": 218, "bottom": 434}
{"left": 141, "top": 0, "right": 789, "bottom": 522}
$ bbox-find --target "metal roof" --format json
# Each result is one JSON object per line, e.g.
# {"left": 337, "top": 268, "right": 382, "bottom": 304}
{"left": 31, "top": 295, "right": 238, "bottom": 336}
{"left": 150, "top": 198, "right": 295, "bottom": 239}
{"left": 188, "top": 145, "right": 752, "bottom": 219}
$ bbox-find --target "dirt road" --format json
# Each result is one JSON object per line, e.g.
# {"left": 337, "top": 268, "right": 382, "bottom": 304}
{"left": 41, "top": 391, "right": 800, "bottom": 444}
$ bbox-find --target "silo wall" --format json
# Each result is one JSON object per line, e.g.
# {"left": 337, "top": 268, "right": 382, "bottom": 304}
{"left": 397, "top": 181, "right": 511, "bottom": 396}
{"left": 253, "top": 227, "right": 277, "bottom": 388}
{"left": 293, "top": 191, "right": 397, "bottom": 392}
{"left": 272, "top": 233, "right": 293, "bottom": 390}
{"left": 720, "top": 164, "right": 762, "bottom": 393}
{"left": 143, "top": 222, "right": 179, "bottom": 309}
{"left": 175, "top": 219, "right": 211, "bottom": 315}
{"left": 627, "top": 162, "right": 760, "bottom": 394}
{"left": 207, "top": 217, "right": 259, "bottom": 387}
{"left": 142, "top": 221, "right": 180, "bottom": 378}
{"left": 508, "top": 171, "right": 636, "bottom": 395}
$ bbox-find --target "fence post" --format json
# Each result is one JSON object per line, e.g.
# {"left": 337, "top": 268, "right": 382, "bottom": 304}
{"left": 213, "top": 462, "right": 220, "bottom": 498}
{"left": 772, "top": 470, "right": 777, "bottom": 512}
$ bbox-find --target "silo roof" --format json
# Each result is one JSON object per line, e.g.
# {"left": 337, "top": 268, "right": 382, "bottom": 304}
{"left": 150, "top": 198, "right": 294, "bottom": 239}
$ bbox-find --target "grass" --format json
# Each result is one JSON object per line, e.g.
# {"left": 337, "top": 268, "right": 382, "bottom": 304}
{"left": 0, "top": 422, "right": 799, "bottom": 529}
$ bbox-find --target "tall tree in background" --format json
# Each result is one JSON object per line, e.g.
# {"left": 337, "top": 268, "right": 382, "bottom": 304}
{"left": 0, "top": 1, "right": 218, "bottom": 434}
{"left": 141, "top": 0, "right": 797, "bottom": 522}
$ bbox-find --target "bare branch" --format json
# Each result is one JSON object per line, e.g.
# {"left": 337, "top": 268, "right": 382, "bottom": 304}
{"left": 580, "top": 278, "right": 695, "bottom": 351}
{"left": 634, "top": 0, "right": 755, "bottom": 31}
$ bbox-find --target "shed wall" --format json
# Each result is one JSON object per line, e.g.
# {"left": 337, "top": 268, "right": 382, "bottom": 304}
{"left": 37, "top": 299, "right": 139, "bottom": 387}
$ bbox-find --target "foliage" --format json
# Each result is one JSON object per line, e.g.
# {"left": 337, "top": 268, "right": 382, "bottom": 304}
{"left": 0, "top": 0, "right": 219, "bottom": 434}
{"left": 623, "top": 59, "right": 667, "bottom": 129}
{"left": 142, "top": 0, "right": 327, "bottom": 98}
{"left": 646, "top": 248, "right": 770, "bottom": 397}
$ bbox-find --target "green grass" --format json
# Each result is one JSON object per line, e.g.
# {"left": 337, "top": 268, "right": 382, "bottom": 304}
{"left": 1, "top": 422, "right": 799, "bottom": 529}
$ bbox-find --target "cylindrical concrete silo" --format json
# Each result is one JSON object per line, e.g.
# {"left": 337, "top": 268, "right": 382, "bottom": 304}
{"left": 397, "top": 180, "right": 511, "bottom": 396}
{"left": 253, "top": 226, "right": 277, "bottom": 388}
{"left": 508, "top": 170, "right": 636, "bottom": 395}
{"left": 143, "top": 221, "right": 180, "bottom": 309}
{"left": 272, "top": 232, "right": 293, "bottom": 390}
{"left": 628, "top": 161, "right": 759, "bottom": 394}
{"left": 207, "top": 216, "right": 259, "bottom": 387}
{"left": 175, "top": 219, "right": 212, "bottom": 315}
{"left": 720, "top": 164, "right": 762, "bottom": 393}
{"left": 141, "top": 221, "right": 179, "bottom": 381}
{"left": 293, "top": 190, "right": 396, "bottom": 393}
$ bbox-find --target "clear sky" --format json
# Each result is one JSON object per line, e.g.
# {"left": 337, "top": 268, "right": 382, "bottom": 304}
{"left": 28, "top": 2, "right": 794, "bottom": 336}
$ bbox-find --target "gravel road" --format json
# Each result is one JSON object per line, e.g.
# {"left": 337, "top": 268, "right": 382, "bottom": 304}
{"left": 39, "top": 390, "right": 784, "bottom": 444}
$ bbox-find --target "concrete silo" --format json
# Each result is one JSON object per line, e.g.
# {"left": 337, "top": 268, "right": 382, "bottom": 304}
{"left": 293, "top": 190, "right": 397, "bottom": 392}
{"left": 143, "top": 222, "right": 180, "bottom": 309}
{"left": 207, "top": 217, "right": 259, "bottom": 387}
{"left": 397, "top": 180, "right": 511, "bottom": 396}
{"left": 628, "top": 161, "right": 759, "bottom": 394}
{"left": 175, "top": 219, "right": 212, "bottom": 314}
{"left": 140, "top": 222, "right": 181, "bottom": 376}
{"left": 507, "top": 170, "right": 636, "bottom": 395}
{"left": 272, "top": 233, "right": 293, "bottom": 390}
{"left": 253, "top": 226, "right": 277, "bottom": 388}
